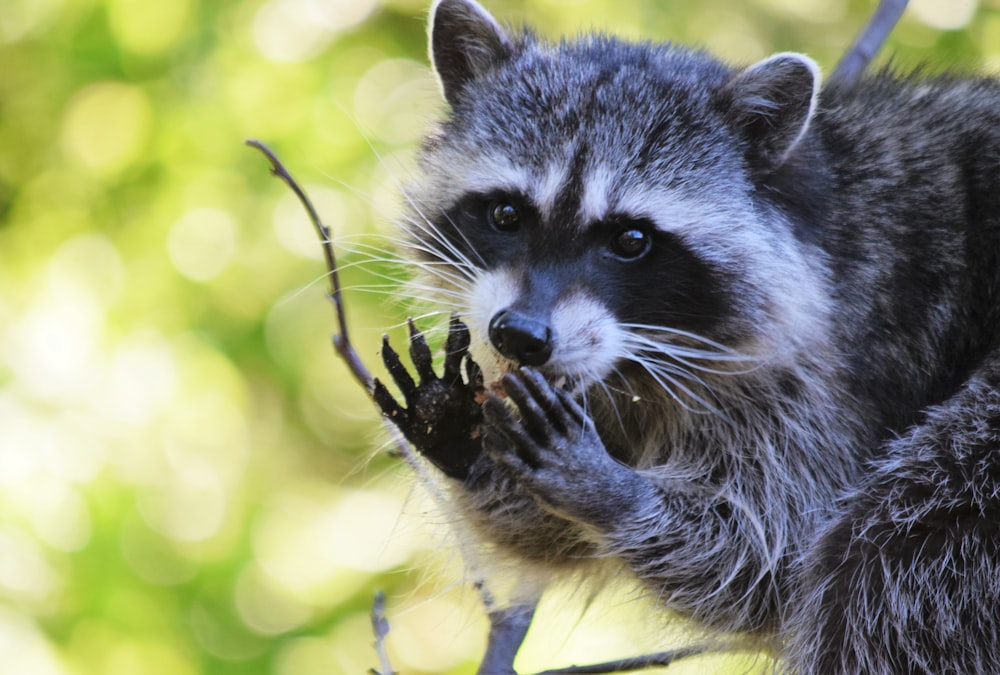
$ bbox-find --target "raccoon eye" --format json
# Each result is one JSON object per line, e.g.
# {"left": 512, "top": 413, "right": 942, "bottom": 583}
{"left": 610, "top": 228, "right": 651, "bottom": 260}
{"left": 488, "top": 201, "right": 521, "bottom": 232}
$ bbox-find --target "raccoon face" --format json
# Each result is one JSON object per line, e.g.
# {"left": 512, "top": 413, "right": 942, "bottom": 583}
{"left": 419, "top": 186, "right": 736, "bottom": 387}
{"left": 402, "top": 0, "right": 824, "bottom": 390}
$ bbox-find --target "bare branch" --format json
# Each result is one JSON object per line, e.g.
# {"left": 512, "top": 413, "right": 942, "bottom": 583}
{"left": 246, "top": 139, "right": 539, "bottom": 673}
{"left": 832, "top": 0, "right": 909, "bottom": 87}
{"left": 369, "top": 592, "right": 398, "bottom": 675}
{"left": 245, "top": 139, "right": 373, "bottom": 389}
{"left": 532, "top": 646, "right": 709, "bottom": 675}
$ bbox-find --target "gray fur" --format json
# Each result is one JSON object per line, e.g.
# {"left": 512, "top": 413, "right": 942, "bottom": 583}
{"left": 383, "top": 0, "right": 1000, "bottom": 670}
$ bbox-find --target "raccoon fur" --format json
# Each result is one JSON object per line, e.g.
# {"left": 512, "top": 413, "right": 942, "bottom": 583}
{"left": 370, "top": 0, "right": 1000, "bottom": 671}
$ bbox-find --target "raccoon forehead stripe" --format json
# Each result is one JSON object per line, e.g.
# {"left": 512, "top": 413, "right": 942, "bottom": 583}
{"left": 578, "top": 165, "right": 614, "bottom": 224}
{"left": 536, "top": 160, "right": 570, "bottom": 221}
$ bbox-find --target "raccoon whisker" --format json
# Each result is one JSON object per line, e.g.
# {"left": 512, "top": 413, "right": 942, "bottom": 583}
{"left": 627, "top": 339, "right": 753, "bottom": 369}
{"left": 317, "top": 256, "right": 404, "bottom": 277}
{"left": 621, "top": 323, "right": 759, "bottom": 361}
{"left": 631, "top": 357, "right": 724, "bottom": 417}
{"left": 409, "top": 261, "right": 477, "bottom": 290}
{"left": 409, "top": 202, "right": 486, "bottom": 269}
{"left": 620, "top": 335, "right": 741, "bottom": 378}
{"left": 326, "top": 285, "right": 464, "bottom": 313}
{"left": 394, "top": 214, "right": 482, "bottom": 270}
{"left": 279, "top": 271, "right": 345, "bottom": 305}
{"left": 398, "top": 208, "right": 485, "bottom": 277}
{"left": 393, "top": 226, "right": 478, "bottom": 270}
{"left": 418, "top": 203, "right": 489, "bottom": 269}
{"left": 592, "top": 373, "right": 631, "bottom": 443}
{"left": 398, "top": 295, "right": 467, "bottom": 316}
{"left": 396, "top": 241, "right": 480, "bottom": 287}
{"left": 623, "top": 336, "right": 756, "bottom": 366}
{"left": 622, "top": 332, "right": 761, "bottom": 375}
{"left": 397, "top": 276, "right": 470, "bottom": 300}
{"left": 629, "top": 351, "right": 743, "bottom": 423}
{"left": 393, "top": 220, "right": 469, "bottom": 259}
{"left": 669, "top": 354, "right": 762, "bottom": 376}
{"left": 638, "top": 358, "right": 719, "bottom": 402}
{"left": 381, "top": 246, "right": 476, "bottom": 289}
{"left": 382, "top": 311, "right": 451, "bottom": 334}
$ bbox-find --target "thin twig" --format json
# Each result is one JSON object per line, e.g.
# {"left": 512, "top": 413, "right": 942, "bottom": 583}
{"left": 246, "top": 139, "right": 541, "bottom": 672}
{"left": 532, "top": 646, "right": 710, "bottom": 675}
{"left": 245, "top": 139, "right": 373, "bottom": 389}
{"left": 369, "top": 591, "right": 398, "bottom": 675}
{"left": 832, "top": 0, "right": 909, "bottom": 87}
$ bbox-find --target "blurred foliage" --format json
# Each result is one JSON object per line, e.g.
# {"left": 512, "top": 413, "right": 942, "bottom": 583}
{"left": 0, "top": 0, "right": 997, "bottom": 673}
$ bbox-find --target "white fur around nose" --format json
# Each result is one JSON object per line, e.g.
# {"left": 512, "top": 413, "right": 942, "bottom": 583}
{"left": 549, "top": 291, "right": 623, "bottom": 384}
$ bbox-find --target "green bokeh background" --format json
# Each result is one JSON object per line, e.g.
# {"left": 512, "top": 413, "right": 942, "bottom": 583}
{"left": 1, "top": 0, "right": 998, "bottom": 673}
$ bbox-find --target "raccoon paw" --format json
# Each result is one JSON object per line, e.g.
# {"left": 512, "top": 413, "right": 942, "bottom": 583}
{"left": 481, "top": 368, "right": 654, "bottom": 529}
{"left": 373, "top": 315, "right": 485, "bottom": 479}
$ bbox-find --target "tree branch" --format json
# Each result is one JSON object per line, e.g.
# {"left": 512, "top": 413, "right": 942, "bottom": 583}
{"left": 245, "top": 139, "right": 373, "bottom": 389}
{"left": 832, "top": 0, "right": 909, "bottom": 87}
{"left": 246, "top": 139, "right": 540, "bottom": 672}
{"left": 532, "top": 645, "right": 717, "bottom": 675}
{"left": 369, "top": 591, "right": 398, "bottom": 675}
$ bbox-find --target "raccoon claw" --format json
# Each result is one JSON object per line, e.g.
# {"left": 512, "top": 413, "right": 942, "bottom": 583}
{"left": 373, "top": 377, "right": 407, "bottom": 424}
{"left": 407, "top": 318, "right": 437, "bottom": 383}
{"left": 443, "top": 314, "right": 471, "bottom": 381}
{"left": 381, "top": 335, "right": 418, "bottom": 403}
{"left": 375, "top": 318, "right": 485, "bottom": 480}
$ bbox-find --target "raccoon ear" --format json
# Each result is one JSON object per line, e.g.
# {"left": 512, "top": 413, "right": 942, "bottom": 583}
{"left": 718, "top": 52, "right": 820, "bottom": 172}
{"left": 429, "top": 0, "right": 513, "bottom": 106}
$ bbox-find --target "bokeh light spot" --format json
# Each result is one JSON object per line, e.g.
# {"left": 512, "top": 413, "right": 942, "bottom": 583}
{"left": 250, "top": 485, "right": 424, "bottom": 606}
{"left": 252, "top": 0, "right": 377, "bottom": 63}
{"left": 389, "top": 594, "right": 484, "bottom": 672}
{"left": 0, "top": 0, "right": 62, "bottom": 43}
{"left": 909, "top": 0, "right": 978, "bottom": 30}
{"left": 99, "top": 332, "right": 178, "bottom": 425}
{"left": 0, "top": 608, "right": 68, "bottom": 675}
{"left": 167, "top": 208, "right": 238, "bottom": 282}
{"left": 138, "top": 468, "right": 228, "bottom": 544}
{"left": 0, "top": 526, "right": 59, "bottom": 600}
{"left": 353, "top": 59, "right": 439, "bottom": 144}
{"left": 4, "top": 287, "right": 105, "bottom": 403}
{"left": 272, "top": 185, "right": 368, "bottom": 259}
{"left": 60, "top": 81, "right": 152, "bottom": 174}
{"left": 48, "top": 234, "right": 126, "bottom": 308}
{"left": 234, "top": 563, "right": 311, "bottom": 635}
{"left": 25, "top": 482, "right": 92, "bottom": 553}
{"left": 107, "top": 0, "right": 193, "bottom": 56}
{"left": 120, "top": 515, "right": 197, "bottom": 586}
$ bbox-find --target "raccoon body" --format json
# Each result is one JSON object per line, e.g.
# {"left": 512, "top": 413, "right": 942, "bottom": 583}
{"left": 373, "top": 0, "right": 1000, "bottom": 671}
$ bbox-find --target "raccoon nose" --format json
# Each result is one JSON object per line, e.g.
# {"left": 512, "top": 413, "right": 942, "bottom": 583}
{"left": 488, "top": 310, "right": 553, "bottom": 367}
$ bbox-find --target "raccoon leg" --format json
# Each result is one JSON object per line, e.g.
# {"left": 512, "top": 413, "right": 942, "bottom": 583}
{"left": 375, "top": 319, "right": 590, "bottom": 562}
{"left": 786, "top": 360, "right": 1000, "bottom": 673}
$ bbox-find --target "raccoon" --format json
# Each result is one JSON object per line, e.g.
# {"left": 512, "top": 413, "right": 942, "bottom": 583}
{"left": 370, "top": 0, "right": 1000, "bottom": 671}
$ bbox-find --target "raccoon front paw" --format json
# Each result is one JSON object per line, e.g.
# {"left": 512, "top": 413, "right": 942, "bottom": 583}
{"left": 481, "top": 368, "right": 656, "bottom": 529}
{"left": 373, "top": 316, "right": 485, "bottom": 480}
